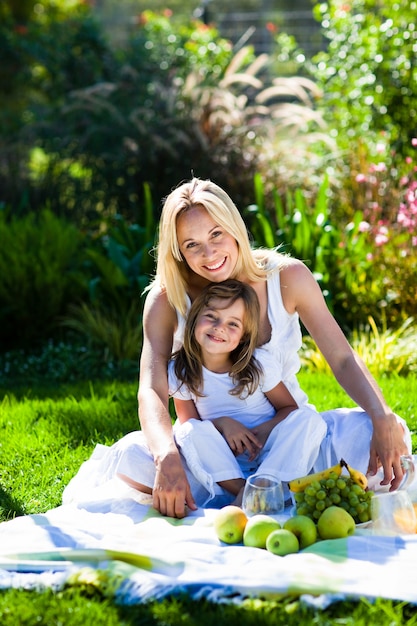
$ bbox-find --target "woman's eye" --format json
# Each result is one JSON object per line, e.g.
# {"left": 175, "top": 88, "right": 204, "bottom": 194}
{"left": 186, "top": 242, "right": 197, "bottom": 249}
{"left": 212, "top": 230, "right": 222, "bottom": 239}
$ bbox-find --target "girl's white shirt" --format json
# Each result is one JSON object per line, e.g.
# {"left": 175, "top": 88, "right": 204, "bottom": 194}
{"left": 168, "top": 347, "right": 305, "bottom": 429}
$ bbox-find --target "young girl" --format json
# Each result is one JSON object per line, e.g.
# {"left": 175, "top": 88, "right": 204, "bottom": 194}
{"left": 168, "top": 279, "right": 327, "bottom": 506}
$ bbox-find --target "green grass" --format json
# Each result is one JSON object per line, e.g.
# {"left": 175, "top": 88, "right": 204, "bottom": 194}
{"left": 1, "top": 374, "right": 417, "bottom": 625}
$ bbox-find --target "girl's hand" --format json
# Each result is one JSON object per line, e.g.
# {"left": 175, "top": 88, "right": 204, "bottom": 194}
{"left": 213, "top": 416, "right": 262, "bottom": 459}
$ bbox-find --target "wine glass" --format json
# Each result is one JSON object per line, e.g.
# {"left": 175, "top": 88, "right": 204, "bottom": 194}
{"left": 370, "top": 490, "right": 417, "bottom": 535}
{"left": 242, "top": 474, "right": 284, "bottom": 517}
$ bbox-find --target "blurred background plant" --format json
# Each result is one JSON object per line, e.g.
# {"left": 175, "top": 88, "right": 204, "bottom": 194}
{"left": 0, "top": 0, "right": 416, "bottom": 382}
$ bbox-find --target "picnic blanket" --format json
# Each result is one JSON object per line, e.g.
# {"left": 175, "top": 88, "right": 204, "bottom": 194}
{"left": 1, "top": 473, "right": 417, "bottom": 608}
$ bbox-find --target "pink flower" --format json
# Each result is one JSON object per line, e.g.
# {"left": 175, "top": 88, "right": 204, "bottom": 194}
{"left": 375, "top": 233, "right": 389, "bottom": 246}
{"left": 355, "top": 173, "right": 367, "bottom": 183}
{"left": 358, "top": 221, "right": 371, "bottom": 232}
{"left": 374, "top": 225, "right": 389, "bottom": 246}
{"left": 412, "top": 138, "right": 417, "bottom": 147}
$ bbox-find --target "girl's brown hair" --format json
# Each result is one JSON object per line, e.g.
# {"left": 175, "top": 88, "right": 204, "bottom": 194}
{"left": 172, "top": 279, "right": 263, "bottom": 398}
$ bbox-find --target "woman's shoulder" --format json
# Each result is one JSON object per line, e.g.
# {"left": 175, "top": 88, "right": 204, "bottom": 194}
{"left": 143, "top": 281, "right": 177, "bottom": 325}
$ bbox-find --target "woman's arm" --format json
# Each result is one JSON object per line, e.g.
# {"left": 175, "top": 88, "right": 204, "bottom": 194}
{"left": 280, "top": 261, "right": 408, "bottom": 489}
{"left": 138, "top": 286, "right": 197, "bottom": 517}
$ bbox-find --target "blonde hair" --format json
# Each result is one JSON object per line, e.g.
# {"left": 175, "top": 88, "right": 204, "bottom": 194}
{"left": 172, "top": 279, "right": 263, "bottom": 398}
{"left": 154, "top": 178, "right": 286, "bottom": 316}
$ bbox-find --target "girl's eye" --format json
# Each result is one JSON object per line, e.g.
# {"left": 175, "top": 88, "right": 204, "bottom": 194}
{"left": 185, "top": 242, "right": 197, "bottom": 249}
{"left": 212, "top": 230, "right": 222, "bottom": 239}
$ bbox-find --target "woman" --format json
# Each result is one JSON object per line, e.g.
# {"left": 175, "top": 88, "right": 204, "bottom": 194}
{"left": 67, "top": 178, "right": 409, "bottom": 518}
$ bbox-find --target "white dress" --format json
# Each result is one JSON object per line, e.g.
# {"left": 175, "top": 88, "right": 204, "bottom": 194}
{"left": 63, "top": 268, "right": 412, "bottom": 507}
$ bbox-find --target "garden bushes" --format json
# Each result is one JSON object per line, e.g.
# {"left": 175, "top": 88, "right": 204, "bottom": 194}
{"left": 0, "top": 210, "right": 87, "bottom": 349}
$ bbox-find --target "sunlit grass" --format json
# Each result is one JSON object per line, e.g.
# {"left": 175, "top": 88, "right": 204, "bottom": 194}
{"left": 1, "top": 370, "right": 417, "bottom": 624}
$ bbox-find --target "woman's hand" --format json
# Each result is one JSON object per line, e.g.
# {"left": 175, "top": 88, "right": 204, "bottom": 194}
{"left": 213, "top": 416, "right": 262, "bottom": 460}
{"left": 153, "top": 451, "right": 197, "bottom": 518}
{"left": 368, "top": 414, "right": 410, "bottom": 491}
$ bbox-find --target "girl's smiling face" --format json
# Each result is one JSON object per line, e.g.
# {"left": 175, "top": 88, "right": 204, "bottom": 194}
{"left": 194, "top": 297, "right": 246, "bottom": 362}
{"left": 176, "top": 205, "right": 239, "bottom": 282}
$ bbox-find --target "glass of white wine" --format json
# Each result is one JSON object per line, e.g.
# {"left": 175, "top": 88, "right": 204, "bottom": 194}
{"left": 242, "top": 474, "right": 284, "bottom": 517}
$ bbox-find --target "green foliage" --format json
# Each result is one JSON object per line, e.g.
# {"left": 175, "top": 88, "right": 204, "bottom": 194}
{"left": 245, "top": 174, "right": 339, "bottom": 307}
{"left": 0, "top": 341, "right": 138, "bottom": 386}
{"left": 0, "top": 1, "right": 112, "bottom": 212}
{"left": 27, "top": 11, "right": 234, "bottom": 222}
{"left": 1, "top": 5, "right": 328, "bottom": 222}
{"left": 307, "top": 0, "right": 417, "bottom": 224}
{"left": 0, "top": 210, "right": 87, "bottom": 349}
{"left": 62, "top": 203, "right": 156, "bottom": 360}
{"left": 301, "top": 316, "right": 417, "bottom": 378}
{"left": 312, "top": 0, "right": 417, "bottom": 158}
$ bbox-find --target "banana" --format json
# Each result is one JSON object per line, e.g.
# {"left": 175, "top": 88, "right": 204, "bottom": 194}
{"left": 288, "top": 461, "right": 343, "bottom": 493}
{"left": 340, "top": 458, "right": 368, "bottom": 490}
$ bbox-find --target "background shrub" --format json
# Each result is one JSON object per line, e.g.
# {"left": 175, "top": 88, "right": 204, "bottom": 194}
{"left": 0, "top": 210, "right": 87, "bottom": 349}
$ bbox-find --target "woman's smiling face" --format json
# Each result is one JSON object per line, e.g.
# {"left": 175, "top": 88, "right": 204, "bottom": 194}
{"left": 176, "top": 205, "right": 239, "bottom": 282}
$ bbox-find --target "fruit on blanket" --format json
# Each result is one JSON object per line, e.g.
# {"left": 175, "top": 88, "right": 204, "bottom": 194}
{"left": 317, "top": 505, "right": 355, "bottom": 539}
{"left": 266, "top": 528, "right": 300, "bottom": 556}
{"left": 288, "top": 461, "right": 343, "bottom": 493}
{"left": 214, "top": 505, "right": 248, "bottom": 544}
{"left": 292, "top": 463, "right": 373, "bottom": 524}
{"left": 340, "top": 458, "right": 368, "bottom": 490}
{"left": 283, "top": 515, "right": 318, "bottom": 549}
{"left": 243, "top": 514, "right": 281, "bottom": 549}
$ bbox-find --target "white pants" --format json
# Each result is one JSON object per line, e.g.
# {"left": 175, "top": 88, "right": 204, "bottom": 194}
{"left": 64, "top": 406, "right": 411, "bottom": 509}
{"left": 172, "top": 407, "right": 327, "bottom": 503}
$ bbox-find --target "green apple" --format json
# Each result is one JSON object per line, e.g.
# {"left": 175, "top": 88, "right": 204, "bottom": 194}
{"left": 283, "top": 514, "right": 318, "bottom": 549}
{"left": 214, "top": 505, "right": 248, "bottom": 544}
{"left": 243, "top": 514, "right": 281, "bottom": 549}
{"left": 317, "top": 505, "right": 355, "bottom": 540}
{"left": 266, "top": 528, "right": 300, "bottom": 556}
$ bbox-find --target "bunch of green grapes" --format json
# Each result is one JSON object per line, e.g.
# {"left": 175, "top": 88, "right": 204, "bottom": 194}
{"left": 293, "top": 472, "right": 374, "bottom": 524}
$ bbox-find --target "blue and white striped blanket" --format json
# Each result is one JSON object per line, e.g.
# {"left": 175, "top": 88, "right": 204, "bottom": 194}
{"left": 1, "top": 483, "right": 417, "bottom": 607}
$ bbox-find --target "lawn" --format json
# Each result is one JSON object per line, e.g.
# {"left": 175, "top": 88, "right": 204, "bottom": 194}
{"left": 1, "top": 373, "right": 417, "bottom": 625}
